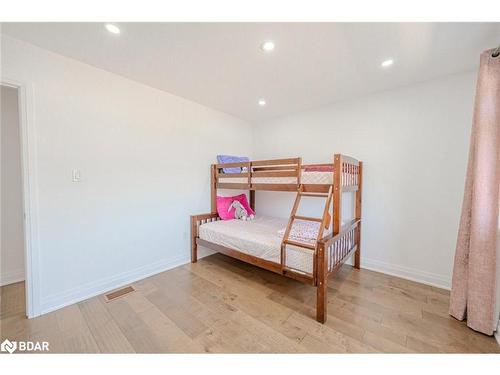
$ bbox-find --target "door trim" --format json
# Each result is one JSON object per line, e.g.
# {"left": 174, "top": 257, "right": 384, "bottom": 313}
{"left": 1, "top": 78, "right": 41, "bottom": 318}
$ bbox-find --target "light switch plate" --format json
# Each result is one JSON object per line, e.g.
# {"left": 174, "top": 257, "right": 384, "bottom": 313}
{"left": 72, "top": 169, "right": 81, "bottom": 182}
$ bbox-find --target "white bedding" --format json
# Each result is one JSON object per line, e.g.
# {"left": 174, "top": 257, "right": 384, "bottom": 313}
{"left": 218, "top": 171, "right": 332, "bottom": 185}
{"left": 198, "top": 216, "right": 315, "bottom": 274}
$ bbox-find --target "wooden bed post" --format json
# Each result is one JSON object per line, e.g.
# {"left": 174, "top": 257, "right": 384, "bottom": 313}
{"left": 190, "top": 215, "right": 198, "bottom": 263}
{"left": 316, "top": 242, "right": 327, "bottom": 323}
{"left": 211, "top": 164, "right": 217, "bottom": 213}
{"left": 192, "top": 164, "right": 217, "bottom": 264}
{"left": 354, "top": 162, "right": 363, "bottom": 269}
{"left": 333, "top": 154, "right": 343, "bottom": 235}
{"left": 316, "top": 154, "right": 342, "bottom": 323}
{"left": 249, "top": 190, "right": 255, "bottom": 211}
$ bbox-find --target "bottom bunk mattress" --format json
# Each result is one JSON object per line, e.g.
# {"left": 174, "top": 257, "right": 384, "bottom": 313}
{"left": 198, "top": 216, "right": 314, "bottom": 274}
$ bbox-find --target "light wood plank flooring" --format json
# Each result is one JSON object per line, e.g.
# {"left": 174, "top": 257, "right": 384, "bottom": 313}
{"left": 1, "top": 253, "right": 499, "bottom": 353}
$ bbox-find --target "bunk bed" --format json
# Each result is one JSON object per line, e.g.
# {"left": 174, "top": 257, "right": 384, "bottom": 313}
{"left": 190, "top": 154, "right": 363, "bottom": 323}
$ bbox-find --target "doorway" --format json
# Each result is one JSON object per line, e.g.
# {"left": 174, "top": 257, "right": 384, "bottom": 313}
{"left": 1, "top": 84, "right": 26, "bottom": 319}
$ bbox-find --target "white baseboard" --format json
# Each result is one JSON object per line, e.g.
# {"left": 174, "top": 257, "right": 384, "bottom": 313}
{"left": 361, "top": 257, "right": 451, "bottom": 290}
{"left": 38, "top": 246, "right": 219, "bottom": 317}
{"left": 0, "top": 268, "right": 25, "bottom": 286}
{"left": 39, "top": 255, "right": 190, "bottom": 316}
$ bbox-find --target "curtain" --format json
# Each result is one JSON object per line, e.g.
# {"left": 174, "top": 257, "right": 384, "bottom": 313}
{"left": 449, "top": 48, "right": 500, "bottom": 335}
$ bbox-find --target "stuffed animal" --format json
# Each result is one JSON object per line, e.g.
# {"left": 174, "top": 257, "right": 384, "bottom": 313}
{"left": 228, "top": 200, "right": 255, "bottom": 221}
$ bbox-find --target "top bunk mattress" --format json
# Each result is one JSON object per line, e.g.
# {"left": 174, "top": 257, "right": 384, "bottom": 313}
{"left": 218, "top": 170, "right": 333, "bottom": 185}
{"left": 198, "top": 216, "right": 319, "bottom": 274}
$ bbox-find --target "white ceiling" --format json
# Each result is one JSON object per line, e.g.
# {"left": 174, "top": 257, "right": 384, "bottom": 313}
{"left": 2, "top": 23, "right": 500, "bottom": 122}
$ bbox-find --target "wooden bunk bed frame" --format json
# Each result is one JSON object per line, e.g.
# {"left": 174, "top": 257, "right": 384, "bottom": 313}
{"left": 190, "top": 154, "right": 363, "bottom": 323}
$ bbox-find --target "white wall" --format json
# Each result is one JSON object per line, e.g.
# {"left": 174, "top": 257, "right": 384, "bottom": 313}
{"left": 1, "top": 35, "right": 253, "bottom": 314}
{"left": 1, "top": 85, "right": 25, "bottom": 286}
{"left": 253, "top": 72, "right": 477, "bottom": 289}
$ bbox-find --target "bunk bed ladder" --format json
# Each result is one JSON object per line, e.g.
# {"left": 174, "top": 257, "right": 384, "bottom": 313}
{"left": 280, "top": 185, "right": 333, "bottom": 277}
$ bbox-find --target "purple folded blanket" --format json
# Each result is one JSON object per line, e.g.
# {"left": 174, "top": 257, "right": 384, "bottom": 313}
{"left": 217, "top": 155, "right": 250, "bottom": 173}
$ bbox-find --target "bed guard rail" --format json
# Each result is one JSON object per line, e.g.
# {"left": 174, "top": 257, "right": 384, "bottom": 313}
{"left": 318, "top": 218, "right": 360, "bottom": 274}
{"left": 214, "top": 155, "right": 361, "bottom": 192}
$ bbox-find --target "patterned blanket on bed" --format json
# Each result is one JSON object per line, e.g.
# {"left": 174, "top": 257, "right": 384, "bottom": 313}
{"left": 278, "top": 220, "right": 321, "bottom": 244}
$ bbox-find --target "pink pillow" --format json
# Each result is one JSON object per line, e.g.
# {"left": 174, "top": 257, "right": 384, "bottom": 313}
{"left": 216, "top": 194, "right": 255, "bottom": 220}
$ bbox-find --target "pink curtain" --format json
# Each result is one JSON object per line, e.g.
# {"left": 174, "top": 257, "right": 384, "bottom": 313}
{"left": 449, "top": 48, "right": 500, "bottom": 335}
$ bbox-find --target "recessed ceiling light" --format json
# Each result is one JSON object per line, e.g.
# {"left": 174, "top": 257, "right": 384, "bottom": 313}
{"left": 105, "top": 24, "right": 120, "bottom": 35}
{"left": 258, "top": 99, "right": 267, "bottom": 106}
{"left": 261, "top": 41, "right": 275, "bottom": 52}
{"left": 381, "top": 59, "right": 394, "bottom": 68}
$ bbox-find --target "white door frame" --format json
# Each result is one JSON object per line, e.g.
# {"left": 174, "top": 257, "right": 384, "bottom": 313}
{"left": 1, "top": 78, "right": 41, "bottom": 318}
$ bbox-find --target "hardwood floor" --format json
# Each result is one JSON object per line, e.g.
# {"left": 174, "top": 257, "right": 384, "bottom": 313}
{"left": 1, "top": 253, "right": 499, "bottom": 353}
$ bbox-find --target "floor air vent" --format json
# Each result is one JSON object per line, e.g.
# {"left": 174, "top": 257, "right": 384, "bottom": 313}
{"left": 104, "top": 286, "right": 135, "bottom": 302}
